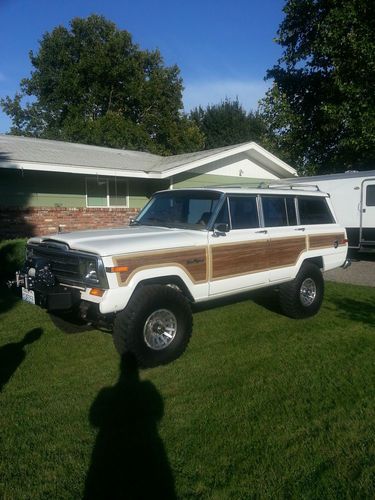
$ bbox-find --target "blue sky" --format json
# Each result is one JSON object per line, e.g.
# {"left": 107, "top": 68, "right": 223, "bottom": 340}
{"left": 0, "top": 0, "right": 285, "bottom": 133}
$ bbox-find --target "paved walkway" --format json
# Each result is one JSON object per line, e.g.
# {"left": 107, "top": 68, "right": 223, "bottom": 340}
{"left": 324, "top": 254, "right": 375, "bottom": 287}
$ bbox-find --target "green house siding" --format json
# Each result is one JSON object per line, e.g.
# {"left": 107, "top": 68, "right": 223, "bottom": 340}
{"left": 128, "top": 179, "right": 169, "bottom": 208}
{"left": 0, "top": 169, "right": 167, "bottom": 209}
{"left": 172, "top": 172, "right": 269, "bottom": 188}
{"left": 0, "top": 170, "right": 86, "bottom": 208}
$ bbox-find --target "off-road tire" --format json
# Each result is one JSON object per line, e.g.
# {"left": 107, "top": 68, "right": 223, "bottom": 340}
{"left": 113, "top": 285, "right": 193, "bottom": 368}
{"left": 279, "top": 262, "right": 324, "bottom": 319}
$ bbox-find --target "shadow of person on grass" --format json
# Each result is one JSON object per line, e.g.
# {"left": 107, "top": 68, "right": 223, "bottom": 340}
{"left": 84, "top": 354, "right": 176, "bottom": 500}
{"left": 0, "top": 328, "right": 43, "bottom": 392}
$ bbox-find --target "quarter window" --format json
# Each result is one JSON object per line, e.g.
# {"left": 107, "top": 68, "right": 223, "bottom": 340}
{"left": 298, "top": 197, "right": 335, "bottom": 224}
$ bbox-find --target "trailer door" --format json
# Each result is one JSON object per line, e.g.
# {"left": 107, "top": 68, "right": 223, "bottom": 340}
{"left": 361, "top": 180, "right": 375, "bottom": 245}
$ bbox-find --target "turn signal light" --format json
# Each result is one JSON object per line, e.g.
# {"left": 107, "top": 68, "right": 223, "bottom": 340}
{"left": 109, "top": 266, "right": 129, "bottom": 273}
{"left": 90, "top": 288, "right": 105, "bottom": 297}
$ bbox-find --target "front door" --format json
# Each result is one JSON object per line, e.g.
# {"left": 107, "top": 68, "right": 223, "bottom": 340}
{"left": 208, "top": 195, "right": 270, "bottom": 296}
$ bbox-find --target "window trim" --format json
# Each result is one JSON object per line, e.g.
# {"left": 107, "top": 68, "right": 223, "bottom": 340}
{"left": 86, "top": 177, "right": 129, "bottom": 208}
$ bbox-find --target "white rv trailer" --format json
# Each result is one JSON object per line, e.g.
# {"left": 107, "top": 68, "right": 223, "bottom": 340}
{"left": 281, "top": 171, "right": 375, "bottom": 251}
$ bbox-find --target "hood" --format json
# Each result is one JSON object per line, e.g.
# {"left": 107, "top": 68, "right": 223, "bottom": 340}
{"left": 28, "top": 225, "right": 208, "bottom": 257}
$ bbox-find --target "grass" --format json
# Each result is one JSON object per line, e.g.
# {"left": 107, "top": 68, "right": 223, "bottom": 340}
{"left": 1, "top": 280, "right": 375, "bottom": 498}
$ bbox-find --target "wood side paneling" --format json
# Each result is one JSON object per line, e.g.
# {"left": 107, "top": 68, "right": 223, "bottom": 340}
{"left": 112, "top": 232, "right": 346, "bottom": 287}
{"left": 309, "top": 233, "right": 346, "bottom": 250}
{"left": 114, "top": 247, "right": 208, "bottom": 285}
{"left": 211, "top": 241, "right": 269, "bottom": 279}
{"left": 268, "top": 236, "right": 306, "bottom": 269}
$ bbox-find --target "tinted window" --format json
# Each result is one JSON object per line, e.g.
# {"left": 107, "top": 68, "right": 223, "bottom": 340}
{"left": 298, "top": 197, "right": 335, "bottom": 224}
{"left": 229, "top": 196, "right": 259, "bottom": 229}
{"left": 261, "top": 196, "right": 297, "bottom": 227}
{"left": 366, "top": 185, "right": 375, "bottom": 206}
{"left": 262, "top": 196, "right": 288, "bottom": 227}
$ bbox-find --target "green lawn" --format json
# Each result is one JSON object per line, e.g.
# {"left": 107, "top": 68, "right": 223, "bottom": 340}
{"left": 1, "top": 281, "right": 375, "bottom": 498}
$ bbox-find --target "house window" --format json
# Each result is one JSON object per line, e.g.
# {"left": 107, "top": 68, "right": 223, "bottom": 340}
{"left": 86, "top": 177, "right": 129, "bottom": 207}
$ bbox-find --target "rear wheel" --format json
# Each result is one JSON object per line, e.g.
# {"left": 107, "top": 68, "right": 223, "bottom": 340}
{"left": 279, "top": 262, "right": 324, "bottom": 319}
{"left": 113, "top": 285, "right": 193, "bottom": 368}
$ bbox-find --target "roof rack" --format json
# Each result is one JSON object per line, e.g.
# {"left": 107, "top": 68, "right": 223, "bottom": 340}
{"left": 266, "top": 183, "right": 322, "bottom": 192}
{"left": 203, "top": 182, "right": 322, "bottom": 192}
{"left": 203, "top": 182, "right": 264, "bottom": 189}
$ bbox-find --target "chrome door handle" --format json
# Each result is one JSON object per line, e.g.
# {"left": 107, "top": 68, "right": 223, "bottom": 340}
{"left": 255, "top": 230, "right": 268, "bottom": 234}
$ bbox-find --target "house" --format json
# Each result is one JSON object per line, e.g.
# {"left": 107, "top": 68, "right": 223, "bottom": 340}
{"left": 0, "top": 135, "right": 297, "bottom": 238}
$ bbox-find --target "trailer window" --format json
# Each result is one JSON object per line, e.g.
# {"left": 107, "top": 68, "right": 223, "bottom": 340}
{"left": 298, "top": 197, "right": 335, "bottom": 225}
{"left": 366, "top": 185, "right": 375, "bottom": 206}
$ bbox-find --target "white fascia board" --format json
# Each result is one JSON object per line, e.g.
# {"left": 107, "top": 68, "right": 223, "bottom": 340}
{"left": 250, "top": 143, "right": 298, "bottom": 177}
{"left": 158, "top": 142, "right": 297, "bottom": 179}
{"left": 0, "top": 160, "right": 157, "bottom": 179}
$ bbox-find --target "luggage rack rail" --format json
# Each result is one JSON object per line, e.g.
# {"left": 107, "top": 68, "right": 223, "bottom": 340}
{"left": 204, "top": 182, "right": 322, "bottom": 192}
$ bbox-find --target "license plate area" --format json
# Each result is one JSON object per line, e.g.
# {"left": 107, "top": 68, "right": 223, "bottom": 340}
{"left": 22, "top": 287, "right": 35, "bottom": 305}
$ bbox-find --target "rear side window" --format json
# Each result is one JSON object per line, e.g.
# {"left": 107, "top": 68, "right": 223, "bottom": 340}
{"left": 298, "top": 197, "right": 335, "bottom": 224}
{"left": 366, "top": 185, "right": 375, "bottom": 206}
{"left": 262, "top": 196, "right": 297, "bottom": 227}
{"left": 229, "top": 196, "right": 259, "bottom": 229}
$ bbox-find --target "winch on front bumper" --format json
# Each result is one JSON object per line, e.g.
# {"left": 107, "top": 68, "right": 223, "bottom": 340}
{"left": 9, "top": 257, "right": 81, "bottom": 311}
{"left": 8, "top": 240, "right": 109, "bottom": 313}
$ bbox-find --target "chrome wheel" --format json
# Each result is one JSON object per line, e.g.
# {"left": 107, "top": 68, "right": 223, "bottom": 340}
{"left": 143, "top": 309, "right": 177, "bottom": 350}
{"left": 299, "top": 278, "right": 317, "bottom": 306}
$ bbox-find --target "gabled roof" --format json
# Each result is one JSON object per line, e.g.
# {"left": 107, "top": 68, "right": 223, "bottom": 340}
{"left": 0, "top": 134, "right": 297, "bottom": 179}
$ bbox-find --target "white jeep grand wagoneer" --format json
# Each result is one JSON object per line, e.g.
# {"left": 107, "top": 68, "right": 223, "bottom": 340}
{"left": 13, "top": 186, "right": 349, "bottom": 367}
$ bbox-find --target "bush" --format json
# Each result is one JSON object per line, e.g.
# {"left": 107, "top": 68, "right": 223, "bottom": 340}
{"left": 0, "top": 239, "right": 27, "bottom": 281}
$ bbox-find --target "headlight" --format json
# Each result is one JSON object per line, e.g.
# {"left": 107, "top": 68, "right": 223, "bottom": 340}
{"left": 79, "top": 258, "right": 99, "bottom": 285}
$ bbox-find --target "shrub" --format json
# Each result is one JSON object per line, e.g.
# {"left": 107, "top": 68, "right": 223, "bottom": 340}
{"left": 0, "top": 239, "right": 27, "bottom": 281}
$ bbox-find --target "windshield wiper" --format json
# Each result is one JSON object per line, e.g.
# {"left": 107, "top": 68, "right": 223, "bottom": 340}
{"left": 129, "top": 219, "right": 141, "bottom": 226}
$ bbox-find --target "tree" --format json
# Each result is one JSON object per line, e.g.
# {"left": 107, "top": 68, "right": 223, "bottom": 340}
{"left": 1, "top": 15, "right": 203, "bottom": 155}
{"left": 190, "top": 98, "right": 267, "bottom": 150}
{"left": 260, "top": 0, "right": 375, "bottom": 174}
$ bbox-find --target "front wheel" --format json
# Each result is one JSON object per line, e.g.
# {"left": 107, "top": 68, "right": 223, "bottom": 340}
{"left": 113, "top": 285, "right": 193, "bottom": 368}
{"left": 279, "top": 262, "right": 324, "bottom": 319}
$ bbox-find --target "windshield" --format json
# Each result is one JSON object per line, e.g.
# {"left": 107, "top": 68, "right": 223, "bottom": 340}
{"left": 135, "top": 190, "right": 221, "bottom": 229}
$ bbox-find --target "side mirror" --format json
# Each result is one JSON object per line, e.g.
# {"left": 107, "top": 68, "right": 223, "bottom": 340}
{"left": 212, "top": 223, "right": 229, "bottom": 237}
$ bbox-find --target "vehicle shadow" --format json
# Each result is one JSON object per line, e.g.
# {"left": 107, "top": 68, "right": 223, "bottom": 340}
{"left": 0, "top": 328, "right": 43, "bottom": 392}
{"left": 328, "top": 297, "right": 375, "bottom": 327}
{"left": 84, "top": 353, "right": 176, "bottom": 500}
{"left": 192, "top": 288, "right": 282, "bottom": 316}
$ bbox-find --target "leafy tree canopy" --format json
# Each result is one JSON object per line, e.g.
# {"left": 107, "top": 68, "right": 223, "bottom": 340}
{"left": 190, "top": 98, "right": 267, "bottom": 150}
{"left": 1, "top": 15, "right": 204, "bottom": 155}
{"left": 260, "top": 0, "right": 375, "bottom": 174}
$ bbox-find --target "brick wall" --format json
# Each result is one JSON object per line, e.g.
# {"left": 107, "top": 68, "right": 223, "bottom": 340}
{"left": 0, "top": 207, "right": 140, "bottom": 239}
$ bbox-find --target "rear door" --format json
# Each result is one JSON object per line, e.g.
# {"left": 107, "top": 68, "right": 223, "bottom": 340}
{"left": 361, "top": 180, "right": 375, "bottom": 245}
{"left": 261, "top": 195, "right": 307, "bottom": 282}
{"left": 208, "top": 195, "right": 269, "bottom": 296}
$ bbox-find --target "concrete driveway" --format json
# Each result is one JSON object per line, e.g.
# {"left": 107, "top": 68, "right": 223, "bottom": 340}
{"left": 324, "top": 253, "right": 375, "bottom": 287}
